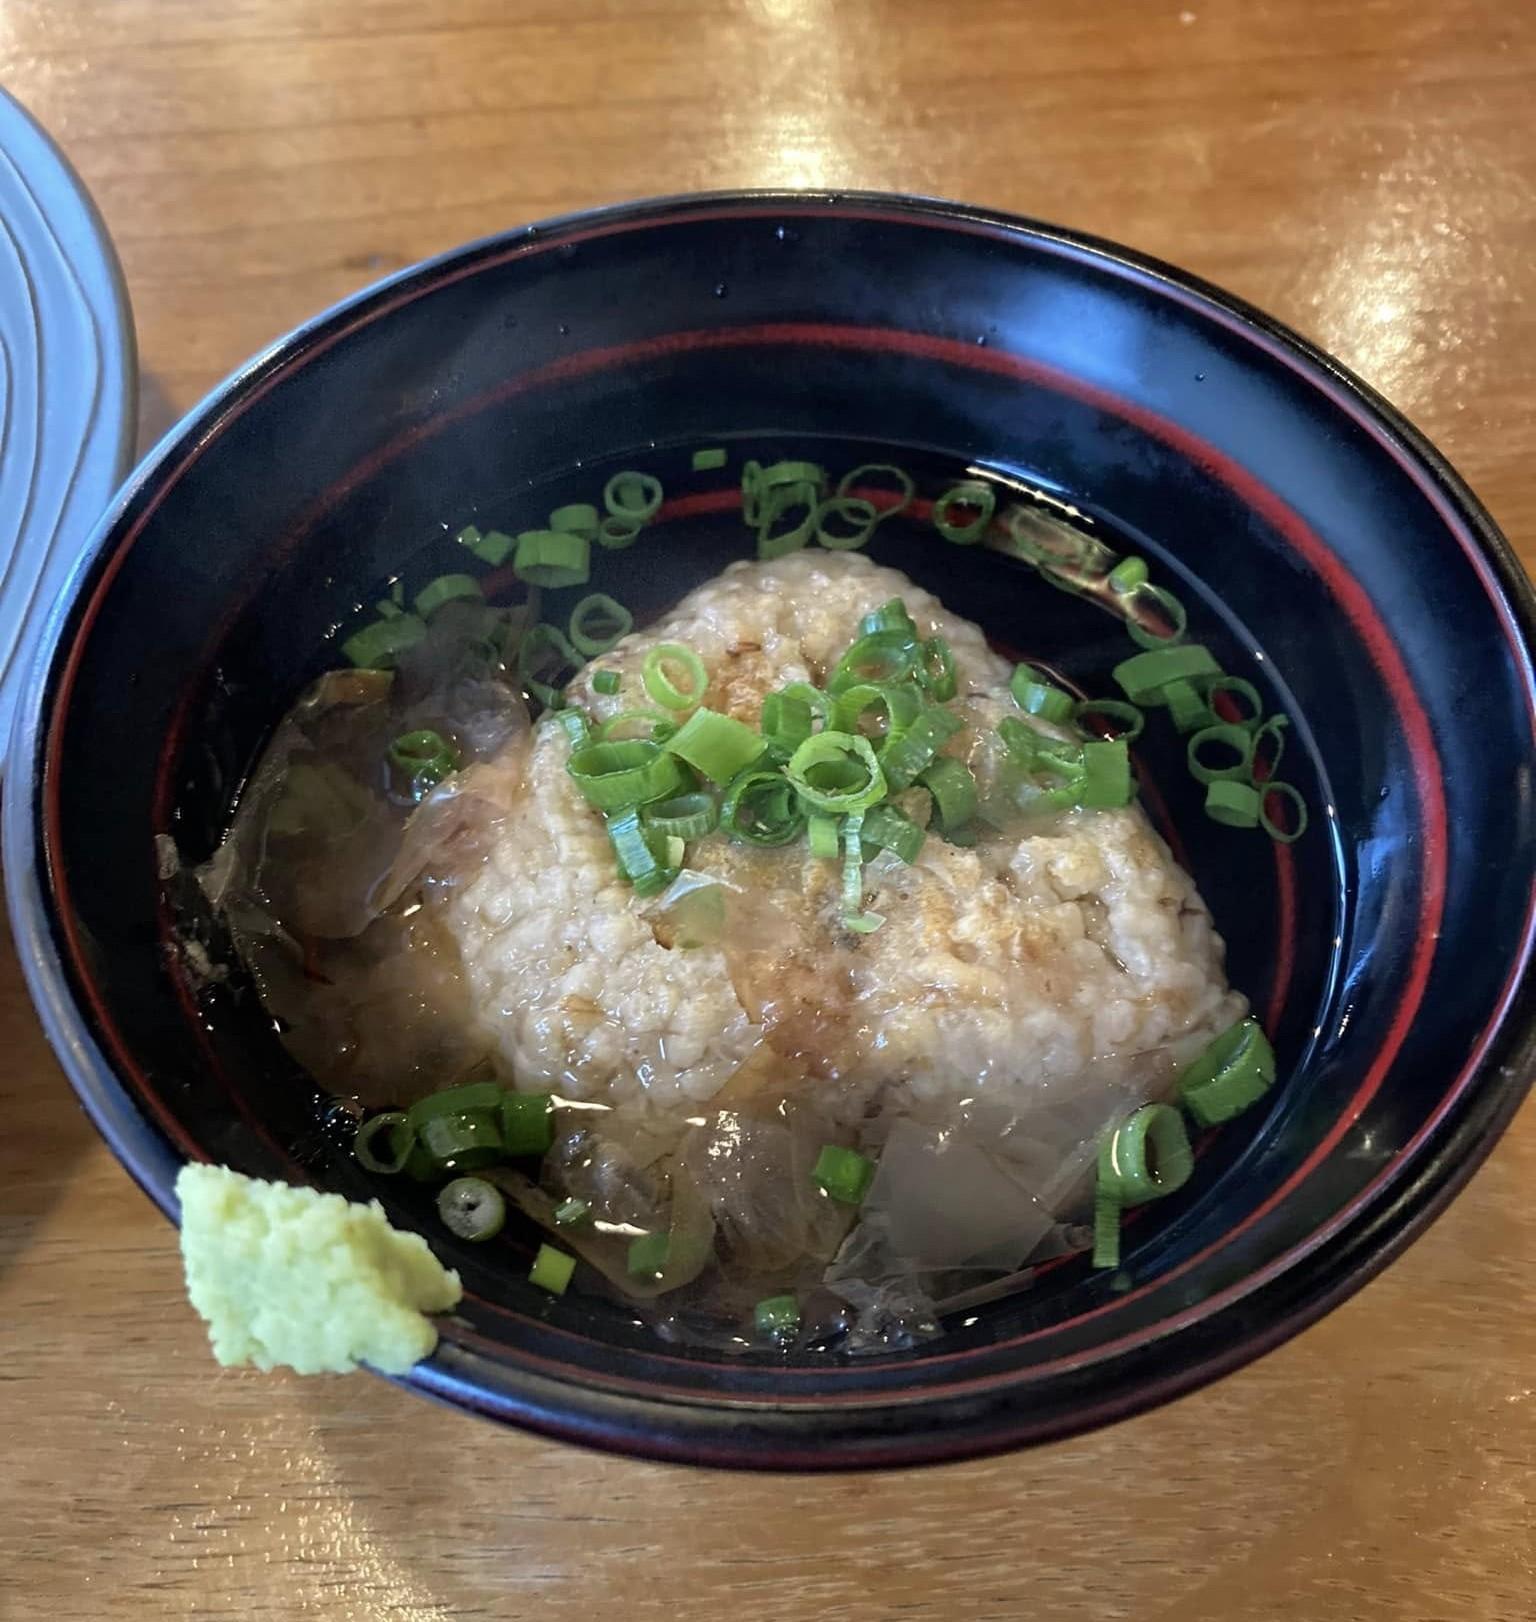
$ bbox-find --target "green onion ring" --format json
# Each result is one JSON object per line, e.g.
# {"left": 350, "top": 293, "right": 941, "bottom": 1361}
{"left": 596, "top": 514, "right": 644, "bottom": 549}
{"left": 1107, "top": 556, "right": 1150, "bottom": 593}
{"left": 761, "top": 690, "right": 815, "bottom": 754}
{"left": 813, "top": 495, "right": 880, "bottom": 551}
{"left": 665, "top": 706, "right": 767, "bottom": 783}
{"left": 859, "top": 597, "right": 917, "bottom": 637}
{"left": 1178, "top": 1017, "right": 1276, "bottom": 1126}
{"left": 513, "top": 529, "right": 591, "bottom": 588}
{"left": 1124, "top": 582, "right": 1189, "bottom": 649}
{"left": 839, "top": 814, "right": 884, "bottom": 934}
{"left": 1080, "top": 738, "right": 1133, "bottom": 808}
{"left": 341, "top": 614, "right": 426, "bottom": 670}
{"left": 1164, "top": 678, "right": 1214, "bottom": 734}
{"left": 1204, "top": 779, "right": 1261, "bottom": 827}
{"left": 597, "top": 707, "right": 677, "bottom": 743}
{"left": 1188, "top": 723, "right": 1256, "bottom": 784}
{"left": 931, "top": 480, "right": 996, "bottom": 544}
{"left": 457, "top": 524, "right": 514, "bottom": 566}
{"left": 786, "top": 731, "right": 886, "bottom": 815}
{"left": 1259, "top": 781, "right": 1309, "bottom": 843}
{"left": 756, "top": 482, "right": 819, "bottom": 560}
{"left": 437, "top": 1177, "right": 506, "bottom": 1242}
{"left": 549, "top": 502, "right": 601, "bottom": 537}
{"left": 830, "top": 680, "right": 923, "bottom": 740}
{"left": 413, "top": 573, "right": 484, "bottom": 619}
{"left": 553, "top": 709, "right": 590, "bottom": 748}
{"left": 1111, "top": 644, "right": 1221, "bottom": 706}
{"left": 354, "top": 1111, "right": 413, "bottom": 1174}
{"left": 642, "top": 791, "right": 718, "bottom": 841}
{"left": 1071, "top": 698, "right": 1145, "bottom": 741}
{"left": 807, "top": 811, "right": 841, "bottom": 858}
{"left": 778, "top": 680, "right": 832, "bottom": 729}
{"left": 721, "top": 767, "right": 806, "bottom": 846}
{"left": 880, "top": 705, "right": 963, "bottom": 791}
{"left": 1010, "top": 663, "right": 1075, "bottom": 723}
{"left": 567, "top": 738, "right": 684, "bottom": 810}
{"left": 826, "top": 630, "right": 919, "bottom": 693}
{"left": 605, "top": 808, "right": 673, "bottom": 896}
{"left": 692, "top": 446, "right": 728, "bottom": 471}
{"left": 519, "top": 622, "right": 579, "bottom": 709}
{"left": 861, "top": 801, "right": 925, "bottom": 864}
{"left": 1206, "top": 675, "right": 1264, "bottom": 729}
{"left": 1098, "top": 1105, "right": 1194, "bottom": 1205}
{"left": 836, "top": 463, "right": 915, "bottom": 520}
{"left": 592, "top": 669, "right": 621, "bottom": 695}
{"left": 643, "top": 642, "right": 709, "bottom": 711}
{"left": 602, "top": 470, "right": 664, "bottom": 522}
{"left": 916, "top": 636, "right": 957, "bottom": 703}
{"left": 918, "top": 756, "right": 978, "bottom": 829}
{"left": 1251, "top": 714, "right": 1290, "bottom": 780}
{"left": 417, "top": 1109, "right": 504, "bottom": 1171}
{"left": 568, "top": 593, "right": 633, "bottom": 656}
{"left": 530, "top": 1243, "right": 577, "bottom": 1294}
{"left": 1092, "top": 1188, "right": 1122, "bottom": 1270}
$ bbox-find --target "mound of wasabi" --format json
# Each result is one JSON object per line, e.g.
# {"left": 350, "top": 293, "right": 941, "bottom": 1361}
{"left": 176, "top": 1163, "right": 461, "bottom": 1375}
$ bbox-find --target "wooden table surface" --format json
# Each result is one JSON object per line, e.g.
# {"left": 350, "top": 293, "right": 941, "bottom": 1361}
{"left": 3, "top": 1, "right": 1534, "bottom": 1616}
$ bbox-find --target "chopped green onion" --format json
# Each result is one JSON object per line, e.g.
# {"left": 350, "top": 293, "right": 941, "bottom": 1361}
{"left": 1080, "top": 738, "right": 1133, "bottom": 808}
{"left": 813, "top": 495, "right": 879, "bottom": 551}
{"left": 567, "top": 738, "right": 684, "bottom": 810}
{"left": 859, "top": 597, "right": 917, "bottom": 637}
{"left": 592, "top": 669, "right": 621, "bottom": 695}
{"left": 375, "top": 598, "right": 403, "bottom": 620}
{"left": 1164, "top": 679, "right": 1213, "bottom": 733}
{"left": 568, "top": 593, "right": 633, "bottom": 656}
{"left": 1207, "top": 676, "right": 1264, "bottom": 729}
{"left": 721, "top": 768, "right": 805, "bottom": 846}
{"left": 354, "top": 1111, "right": 413, "bottom": 1175}
{"left": 740, "top": 459, "right": 765, "bottom": 526}
{"left": 919, "top": 756, "right": 978, "bottom": 829}
{"left": 1011, "top": 663, "right": 1075, "bottom": 723}
{"left": 1092, "top": 1189, "right": 1122, "bottom": 1270}
{"left": 826, "top": 630, "right": 919, "bottom": 694}
{"left": 554, "top": 1197, "right": 589, "bottom": 1226}
{"left": 754, "top": 1294, "right": 800, "bottom": 1337}
{"left": 932, "top": 481, "right": 996, "bottom": 544}
{"left": 414, "top": 573, "right": 484, "bottom": 619}
{"left": 407, "top": 1082, "right": 505, "bottom": 1128}
{"left": 500, "top": 1092, "right": 555, "bottom": 1156}
{"left": 830, "top": 680, "right": 923, "bottom": 740}
{"left": 861, "top": 802, "right": 925, "bottom": 864}
{"left": 756, "top": 482, "right": 819, "bottom": 560}
{"left": 1188, "top": 723, "right": 1255, "bottom": 784}
{"left": 457, "top": 524, "right": 515, "bottom": 566}
{"left": 417, "top": 1110, "right": 504, "bottom": 1171}
{"left": 605, "top": 807, "right": 672, "bottom": 895}
{"left": 1178, "top": 1017, "right": 1276, "bottom": 1126}
{"left": 341, "top": 614, "right": 426, "bottom": 669}
{"left": 513, "top": 529, "right": 591, "bottom": 588}
{"left": 437, "top": 1177, "right": 506, "bottom": 1241}
{"left": 836, "top": 462, "right": 915, "bottom": 520}
{"left": 1098, "top": 1105, "right": 1194, "bottom": 1205}
{"left": 530, "top": 1243, "right": 577, "bottom": 1294}
{"left": 1259, "top": 781, "right": 1309, "bottom": 843}
{"left": 597, "top": 707, "right": 677, "bottom": 743}
{"left": 642, "top": 791, "right": 718, "bottom": 840}
{"left": 1124, "top": 582, "right": 1189, "bottom": 648}
{"left": 603, "top": 470, "right": 664, "bottom": 523}
{"left": 643, "top": 642, "right": 708, "bottom": 711}
{"left": 916, "top": 636, "right": 957, "bottom": 702}
{"left": 665, "top": 707, "right": 766, "bottom": 783}
{"left": 761, "top": 690, "right": 815, "bottom": 754}
{"left": 840, "top": 813, "right": 883, "bottom": 934}
{"left": 1204, "top": 779, "right": 1261, "bottom": 827}
{"left": 387, "top": 728, "right": 459, "bottom": 798}
{"left": 549, "top": 502, "right": 600, "bottom": 537}
{"left": 553, "top": 709, "right": 590, "bottom": 748}
{"left": 807, "top": 812, "right": 841, "bottom": 858}
{"left": 756, "top": 459, "right": 827, "bottom": 494}
{"left": 1108, "top": 556, "right": 1150, "bottom": 593}
{"left": 780, "top": 680, "right": 831, "bottom": 730}
{"left": 519, "top": 622, "right": 579, "bottom": 710}
{"left": 1111, "top": 645, "right": 1221, "bottom": 706}
{"left": 692, "top": 446, "right": 728, "bottom": 471}
{"left": 1252, "top": 714, "right": 1290, "bottom": 778}
{"left": 786, "top": 731, "right": 886, "bottom": 814}
{"left": 390, "top": 578, "right": 406, "bottom": 606}
{"left": 879, "top": 705, "right": 962, "bottom": 792}
{"left": 627, "top": 1231, "right": 670, "bottom": 1277}
{"left": 597, "top": 514, "right": 643, "bottom": 549}
{"left": 811, "top": 1143, "right": 876, "bottom": 1205}
{"left": 1072, "top": 698, "right": 1145, "bottom": 741}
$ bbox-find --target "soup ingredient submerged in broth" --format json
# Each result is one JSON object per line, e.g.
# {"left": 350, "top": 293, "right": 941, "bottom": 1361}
{"left": 201, "top": 515, "right": 1261, "bottom": 1349}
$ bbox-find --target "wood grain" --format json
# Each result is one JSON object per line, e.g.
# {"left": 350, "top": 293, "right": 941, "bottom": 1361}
{"left": 2, "top": 1, "right": 1534, "bottom": 1616}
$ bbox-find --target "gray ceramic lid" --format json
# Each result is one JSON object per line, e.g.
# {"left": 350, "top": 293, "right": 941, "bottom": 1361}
{"left": 0, "top": 89, "right": 136, "bottom": 758}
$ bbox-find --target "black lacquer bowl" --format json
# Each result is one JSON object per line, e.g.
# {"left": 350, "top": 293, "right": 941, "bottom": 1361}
{"left": 10, "top": 192, "right": 1536, "bottom": 1469}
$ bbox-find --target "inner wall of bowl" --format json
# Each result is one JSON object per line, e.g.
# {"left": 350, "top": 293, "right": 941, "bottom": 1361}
{"left": 39, "top": 205, "right": 1536, "bottom": 1384}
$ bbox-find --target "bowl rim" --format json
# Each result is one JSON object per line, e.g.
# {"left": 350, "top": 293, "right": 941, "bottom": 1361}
{"left": 9, "top": 187, "right": 1536, "bottom": 1469}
